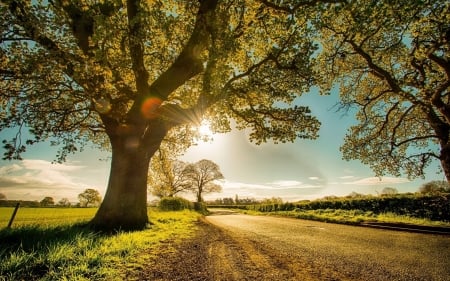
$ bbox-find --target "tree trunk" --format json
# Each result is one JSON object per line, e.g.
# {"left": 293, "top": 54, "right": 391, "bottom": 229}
{"left": 90, "top": 142, "right": 151, "bottom": 230}
{"left": 90, "top": 120, "right": 169, "bottom": 231}
{"left": 196, "top": 187, "right": 202, "bottom": 203}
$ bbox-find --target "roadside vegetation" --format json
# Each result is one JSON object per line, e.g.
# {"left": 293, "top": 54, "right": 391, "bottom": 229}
{"left": 208, "top": 191, "right": 450, "bottom": 227}
{"left": 237, "top": 208, "right": 450, "bottom": 227}
{"left": 0, "top": 207, "right": 201, "bottom": 280}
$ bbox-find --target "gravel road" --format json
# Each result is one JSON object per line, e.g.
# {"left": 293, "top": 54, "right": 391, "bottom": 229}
{"left": 136, "top": 210, "right": 450, "bottom": 281}
{"left": 206, "top": 210, "right": 450, "bottom": 281}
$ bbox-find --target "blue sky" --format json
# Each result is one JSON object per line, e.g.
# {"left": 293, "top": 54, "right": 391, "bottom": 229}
{"left": 0, "top": 88, "right": 443, "bottom": 202}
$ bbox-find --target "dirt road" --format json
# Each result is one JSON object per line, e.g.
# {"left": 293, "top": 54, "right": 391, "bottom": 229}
{"left": 136, "top": 210, "right": 450, "bottom": 281}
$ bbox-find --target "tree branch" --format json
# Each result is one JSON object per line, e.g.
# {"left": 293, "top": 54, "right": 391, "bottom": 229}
{"left": 346, "top": 39, "right": 402, "bottom": 93}
{"left": 259, "top": 0, "right": 344, "bottom": 13}
{"left": 8, "top": 1, "right": 83, "bottom": 64}
{"left": 127, "top": 0, "right": 219, "bottom": 124}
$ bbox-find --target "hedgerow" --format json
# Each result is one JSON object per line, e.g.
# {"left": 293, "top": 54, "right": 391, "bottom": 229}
{"left": 246, "top": 193, "right": 450, "bottom": 221}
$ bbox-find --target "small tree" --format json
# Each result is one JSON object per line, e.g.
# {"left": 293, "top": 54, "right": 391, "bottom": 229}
{"left": 40, "top": 197, "right": 55, "bottom": 207}
{"left": 58, "top": 198, "right": 71, "bottom": 207}
{"left": 148, "top": 149, "right": 191, "bottom": 198}
{"left": 380, "top": 187, "right": 398, "bottom": 196}
{"left": 419, "top": 181, "right": 450, "bottom": 194}
{"left": 185, "top": 159, "right": 223, "bottom": 202}
{"left": 0, "top": 193, "right": 6, "bottom": 200}
{"left": 261, "top": 197, "right": 283, "bottom": 204}
{"left": 78, "top": 189, "right": 102, "bottom": 207}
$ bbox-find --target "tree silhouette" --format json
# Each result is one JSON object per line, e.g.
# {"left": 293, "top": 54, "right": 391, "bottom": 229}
{"left": 185, "top": 159, "right": 224, "bottom": 202}
{"left": 40, "top": 196, "right": 55, "bottom": 207}
{"left": 78, "top": 189, "right": 102, "bottom": 207}
{"left": 58, "top": 197, "right": 71, "bottom": 207}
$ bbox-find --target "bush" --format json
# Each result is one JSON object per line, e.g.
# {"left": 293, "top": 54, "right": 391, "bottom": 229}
{"left": 158, "top": 197, "right": 193, "bottom": 211}
{"left": 193, "top": 202, "right": 209, "bottom": 214}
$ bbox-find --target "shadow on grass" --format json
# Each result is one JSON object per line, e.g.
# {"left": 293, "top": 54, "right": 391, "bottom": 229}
{"left": 0, "top": 222, "right": 116, "bottom": 254}
{"left": 0, "top": 223, "right": 112, "bottom": 280}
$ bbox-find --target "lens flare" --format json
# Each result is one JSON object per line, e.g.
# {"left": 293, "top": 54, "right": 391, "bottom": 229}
{"left": 141, "top": 97, "right": 162, "bottom": 119}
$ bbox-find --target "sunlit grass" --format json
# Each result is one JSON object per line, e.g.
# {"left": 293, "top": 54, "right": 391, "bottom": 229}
{"left": 0, "top": 208, "right": 201, "bottom": 280}
{"left": 0, "top": 207, "right": 96, "bottom": 228}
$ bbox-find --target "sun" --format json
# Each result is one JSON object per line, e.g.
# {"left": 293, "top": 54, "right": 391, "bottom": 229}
{"left": 198, "top": 120, "right": 214, "bottom": 138}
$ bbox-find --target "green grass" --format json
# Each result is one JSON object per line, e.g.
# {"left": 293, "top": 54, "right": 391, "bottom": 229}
{"left": 234, "top": 208, "right": 450, "bottom": 227}
{"left": 0, "top": 207, "right": 201, "bottom": 281}
{"left": 0, "top": 207, "right": 97, "bottom": 228}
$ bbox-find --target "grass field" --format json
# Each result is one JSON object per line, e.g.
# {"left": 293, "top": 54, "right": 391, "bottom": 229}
{"left": 0, "top": 207, "right": 201, "bottom": 281}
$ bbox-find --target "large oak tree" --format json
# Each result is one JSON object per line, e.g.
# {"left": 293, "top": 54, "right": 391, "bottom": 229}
{"left": 1, "top": 0, "right": 323, "bottom": 230}
{"left": 315, "top": 0, "right": 450, "bottom": 182}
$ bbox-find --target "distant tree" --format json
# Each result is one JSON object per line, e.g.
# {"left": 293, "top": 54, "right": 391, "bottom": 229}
{"left": 0, "top": 193, "right": 6, "bottom": 200}
{"left": 222, "top": 197, "right": 234, "bottom": 205}
{"left": 58, "top": 198, "right": 71, "bottom": 207}
{"left": 419, "top": 181, "right": 450, "bottom": 194}
{"left": 185, "top": 159, "right": 223, "bottom": 202}
{"left": 346, "top": 191, "right": 364, "bottom": 198}
{"left": 380, "top": 187, "right": 398, "bottom": 196}
{"left": 78, "top": 189, "right": 102, "bottom": 207}
{"left": 148, "top": 149, "right": 191, "bottom": 198}
{"left": 40, "top": 197, "right": 55, "bottom": 207}
{"left": 261, "top": 197, "right": 283, "bottom": 204}
{"left": 240, "top": 198, "right": 258, "bottom": 204}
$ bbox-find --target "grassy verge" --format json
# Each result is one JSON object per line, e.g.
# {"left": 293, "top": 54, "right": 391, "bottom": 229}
{"left": 0, "top": 207, "right": 201, "bottom": 281}
{"left": 231, "top": 208, "right": 450, "bottom": 227}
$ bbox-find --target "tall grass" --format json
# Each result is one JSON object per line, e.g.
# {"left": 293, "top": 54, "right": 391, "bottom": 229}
{"left": 0, "top": 207, "right": 201, "bottom": 281}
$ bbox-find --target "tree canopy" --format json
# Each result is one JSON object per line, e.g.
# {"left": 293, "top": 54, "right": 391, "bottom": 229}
{"left": 1, "top": 0, "right": 320, "bottom": 161}
{"left": 40, "top": 196, "right": 55, "bottom": 206}
{"left": 58, "top": 197, "right": 71, "bottom": 207}
{"left": 315, "top": 0, "right": 450, "bottom": 181}
{"left": 419, "top": 180, "right": 450, "bottom": 194}
{"left": 78, "top": 188, "right": 102, "bottom": 207}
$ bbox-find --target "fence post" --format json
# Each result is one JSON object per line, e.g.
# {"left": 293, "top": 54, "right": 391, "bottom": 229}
{"left": 7, "top": 202, "right": 20, "bottom": 228}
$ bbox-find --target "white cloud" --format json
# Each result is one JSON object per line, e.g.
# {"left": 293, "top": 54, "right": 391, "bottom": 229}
{"left": 309, "top": 177, "right": 319, "bottom": 180}
{"left": 0, "top": 160, "right": 88, "bottom": 201}
{"left": 344, "top": 177, "right": 410, "bottom": 186}
{"left": 0, "top": 164, "right": 22, "bottom": 174}
{"left": 339, "top": 175, "right": 355, "bottom": 179}
{"left": 207, "top": 179, "right": 325, "bottom": 202}
{"left": 218, "top": 180, "right": 270, "bottom": 190}
{"left": 270, "top": 180, "right": 303, "bottom": 187}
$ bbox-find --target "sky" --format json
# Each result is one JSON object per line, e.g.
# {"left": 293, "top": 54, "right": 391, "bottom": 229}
{"left": 0, "top": 88, "right": 444, "bottom": 203}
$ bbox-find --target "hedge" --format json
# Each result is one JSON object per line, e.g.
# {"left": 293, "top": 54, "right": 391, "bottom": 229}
{"left": 248, "top": 193, "right": 450, "bottom": 221}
